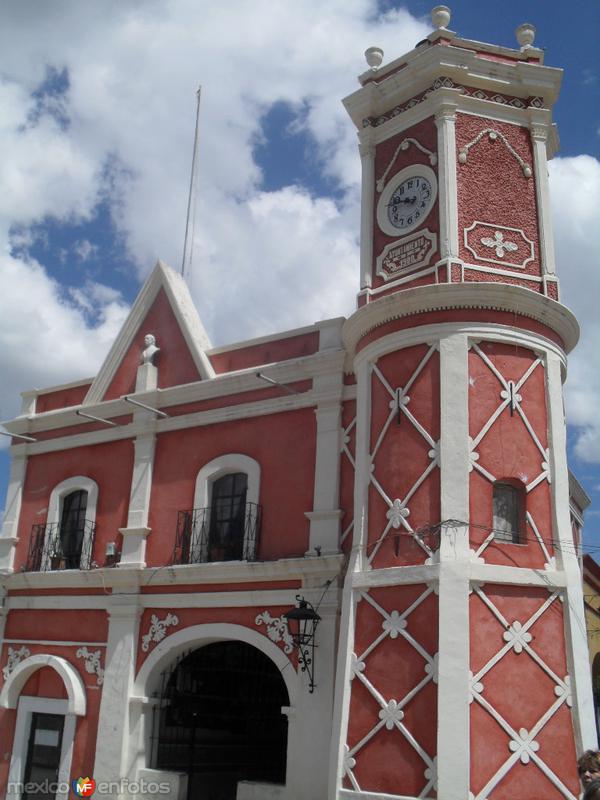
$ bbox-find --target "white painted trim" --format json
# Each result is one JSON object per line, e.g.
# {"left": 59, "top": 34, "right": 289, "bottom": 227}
{"left": 359, "top": 138, "right": 375, "bottom": 289}
{"left": 0, "top": 654, "right": 86, "bottom": 715}
{"left": 545, "top": 352, "right": 597, "bottom": 750}
{"left": 308, "top": 370, "right": 344, "bottom": 554}
{"left": 435, "top": 103, "right": 459, "bottom": 260}
{"left": 47, "top": 475, "right": 99, "bottom": 526}
{"left": 4, "top": 553, "right": 345, "bottom": 594}
{"left": 0, "top": 455, "right": 27, "bottom": 571}
{"left": 352, "top": 322, "right": 567, "bottom": 378}
{"left": 4, "top": 348, "right": 346, "bottom": 437}
{"left": 194, "top": 453, "right": 260, "bottom": 510}
{"left": 3, "top": 639, "right": 106, "bottom": 647}
{"left": 6, "top": 696, "right": 76, "bottom": 800}
{"left": 463, "top": 221, "right": 535, "bottom": 269}
{"left": 343, "top": 284, "right": 578, "bottom": 361}
{"left": 134, "top": 622, "right": 297, "bottom": 708}
{"left": 85, "top": 260, "right": 214, "bottom": 405}
{"left": 436, "top": 335, "right": 470, "bottom": 799}
{"left": 529, "top": 117, "right": 557, "bottom": 275}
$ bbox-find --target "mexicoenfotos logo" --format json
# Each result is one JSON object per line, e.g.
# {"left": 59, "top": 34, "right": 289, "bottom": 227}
{"left": 72, "top": 777, "right": 96, "bottom": 797}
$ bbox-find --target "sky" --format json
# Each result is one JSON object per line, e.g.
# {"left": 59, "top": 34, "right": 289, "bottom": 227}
{"left": 0, "top": 0, "right": 599, "bottom": 550}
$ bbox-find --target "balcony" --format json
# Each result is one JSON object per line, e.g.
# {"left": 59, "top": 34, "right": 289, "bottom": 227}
{"left": 172, "top": 503, "right": 262, "bottom": 565}
{"left": 26, "top": 520, "right": 96, "bottom": 572}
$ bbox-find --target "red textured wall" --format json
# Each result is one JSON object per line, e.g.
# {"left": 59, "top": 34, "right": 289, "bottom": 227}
{"left": 368, "top": 345, "right": 440, "bottom": 568}
{"left": 103, "top": 288, "right": 201, "bottom": 400}
{"left": 3, "top": 610, "right": 107, "bottom": 642}
{"left": 209, "top": 331, "right": 319, "bottom": 374}
{"left": 372, "top": 118, "right": 440, "bottom": 292}
{"left": 456, "top": 115, "right": 541, "bottom": 287}
{"left": 15, "top": 440, "right": 133, "bottom": 571}
{"left": 147, "top": 409, "right": 316, "bottom": 566}
{"left": 345, "top": 584, "right": 438, "bottom": 796}
{"left": 36, "top": 383, "right": 91, "bottom": 414}
{"left": 468, "top": 342, "right": 553, "bottom": 569}
{"left": 470, "top": 585, "right": 578, "bottom": 798}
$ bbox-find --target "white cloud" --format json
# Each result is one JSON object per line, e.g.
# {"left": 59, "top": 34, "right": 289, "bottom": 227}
{"left": 0, "top": 0, "right": 429, "bottom": 427}
{"left": 549, "top": 155, "right": 600, "bottom": 462}
{"left": 0, "top": 0, "right": 598, "bottom": 481}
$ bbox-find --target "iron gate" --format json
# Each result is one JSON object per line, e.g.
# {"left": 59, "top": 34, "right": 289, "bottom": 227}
{"left": 151, "top": 641, "right": 289, "bottom": 800}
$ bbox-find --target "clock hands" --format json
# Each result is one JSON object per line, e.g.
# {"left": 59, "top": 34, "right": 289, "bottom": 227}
{"left": 388, "top": 195, "right": 416, "bottom": 207}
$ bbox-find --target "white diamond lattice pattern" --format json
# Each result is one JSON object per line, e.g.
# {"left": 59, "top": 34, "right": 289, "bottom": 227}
{"left": 341, "top": 410, "right": 356, "bottom": 547}
{"left": 470, "top": 585, "right": 575, "bottom": 799}
{"left": 345, "top": 586, "right": 438, "bottom": 797}
{"left": 468, "top": 345, "right": 553, "bottom": 567}
{"left": 368, "top": 345, "right": 439, "bottom": 565}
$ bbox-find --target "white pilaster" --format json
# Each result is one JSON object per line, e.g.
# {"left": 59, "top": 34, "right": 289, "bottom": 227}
{"left": 289, "top": 590, "right": 339, "bottom": 799}
{"left": 0, "top": 454, "right": 28, "bottom": 572}
{"left": 94, "top": 595, "right": 142, "bottom": 788}
{"left": 545, "top": 352, "right": 596, "bottom": 750}
{"left": 436, "top": 333, "right": 470, "bottom": 799}
{"left": 359, "top": 136, "right": 375, "bottom": 289}
{"left": 119, "top": 431, "right": 155, "bottom": 569}
{"left": 306, "top": 372, "right": 344, "bottom": 555}
{"left": 529, "top": 118, "right": 556, "bottom": 276}
{"left": 435, "top": 103, "right": 460, "bottom": 262}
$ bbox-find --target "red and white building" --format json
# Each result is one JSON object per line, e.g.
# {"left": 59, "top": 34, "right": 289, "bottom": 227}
{"left": 0, "top": 6, "right": 595, "bottom": 800}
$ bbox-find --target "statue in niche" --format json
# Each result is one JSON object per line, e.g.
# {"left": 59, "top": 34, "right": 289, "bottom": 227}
{"left": 141, "top": 333, "right": 160, "bottom": 366}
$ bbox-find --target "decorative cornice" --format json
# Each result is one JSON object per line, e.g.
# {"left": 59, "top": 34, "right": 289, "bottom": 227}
{"left": 342, "top": 284, "right": 579, "bottom": 360}
{"left": 2, "top": 553, "right": 345, "bottom": 592}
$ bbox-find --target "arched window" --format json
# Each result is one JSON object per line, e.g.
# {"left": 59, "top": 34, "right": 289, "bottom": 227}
{"left": 173, "top": 455, "right": 261, "bottom": 565}
{"left": 493, "top": 481, "right": 525, "bottom": 544}
{"left": 27, "top": 476, "right": 99, "bottom": 572}
{"left": 208, "top": 472, "right": 248, "bottom": 561}
{"left": 59, "top": 490, "right": 89, "bottom": 569}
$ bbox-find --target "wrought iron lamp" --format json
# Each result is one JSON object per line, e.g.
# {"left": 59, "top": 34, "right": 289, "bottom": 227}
{"left": 284, "top": 595, "right": 321, "bottom": 693}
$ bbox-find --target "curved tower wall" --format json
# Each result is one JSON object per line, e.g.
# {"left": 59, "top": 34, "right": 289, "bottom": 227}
{"left": 331, "top": 15, "right": 595, "bottom": 800}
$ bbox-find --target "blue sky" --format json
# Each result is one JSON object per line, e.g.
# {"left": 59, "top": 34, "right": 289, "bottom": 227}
{"left": 0, "top": 0, "right": 599, "bottom": 553}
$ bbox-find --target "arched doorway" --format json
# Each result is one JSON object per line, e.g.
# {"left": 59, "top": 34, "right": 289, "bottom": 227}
{"left": 153, "top": 641, "right": 289, "bottom": 799}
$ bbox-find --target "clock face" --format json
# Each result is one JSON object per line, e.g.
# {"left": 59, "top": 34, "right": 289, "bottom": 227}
{"left": 376, "top": 164, "right": 438, "bottom": 238}
{"left": 387, "top": 175, "right": 433, "bottom": 230}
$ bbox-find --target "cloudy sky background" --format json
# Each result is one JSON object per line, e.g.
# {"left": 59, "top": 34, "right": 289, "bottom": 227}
{"left": 0, "top": 0, "right": 599, "bottom": 547}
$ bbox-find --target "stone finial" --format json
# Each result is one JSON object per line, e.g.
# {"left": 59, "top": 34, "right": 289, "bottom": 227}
{"left": 431, "top": 5, "right": 451, "bottom": 30}
{"left": 141, "top": 333, "right": 160, "bottom": 365}
{"left": 365, "top": 47, "right": 384, "bottom": 70}
{"left": 516, "top": 22, "right": 536, "bottom": 49}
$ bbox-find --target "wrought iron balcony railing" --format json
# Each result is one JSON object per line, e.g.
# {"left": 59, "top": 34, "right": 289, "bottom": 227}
{"left": 26, "top": 520, "right": 96, "bottom": 572}
{"left": 172, "top": 503, "right": 262, "bottom": 565}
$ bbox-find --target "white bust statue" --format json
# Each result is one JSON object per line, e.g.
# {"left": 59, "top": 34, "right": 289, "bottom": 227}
{"left": 141, "top": 333, "right": 160, "bottom": 365}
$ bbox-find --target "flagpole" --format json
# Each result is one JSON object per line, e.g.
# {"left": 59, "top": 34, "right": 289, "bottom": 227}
{"left": 181, "top": 85, "right": 202, "bottom": 278}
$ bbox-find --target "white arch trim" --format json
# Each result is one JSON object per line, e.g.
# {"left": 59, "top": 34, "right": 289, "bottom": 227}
{"left": 193, "top": 454, "right": 260, "bottom": 510}
{"left": 134, "top": 623, "right": 296, "bottom": 706}
{"left": 47, "top": 475, "right": 99, "bottom": 525}
{"left": 0, "top": 654, "right": 87, "bottom": 716}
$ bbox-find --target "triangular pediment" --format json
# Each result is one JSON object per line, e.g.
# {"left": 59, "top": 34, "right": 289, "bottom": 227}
{"left": 84, "top": 260, "right": 214, "bottom": 404}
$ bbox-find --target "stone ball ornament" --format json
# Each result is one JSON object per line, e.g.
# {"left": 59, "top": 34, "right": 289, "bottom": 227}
{"left": 365, "top": 46, "right": 384, "bottom": 70}
{"left": 431, "top": 5, "right": 451, "bottom": 30}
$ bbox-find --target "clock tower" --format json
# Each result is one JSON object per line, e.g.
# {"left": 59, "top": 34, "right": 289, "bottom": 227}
{"left": 331, "top": 7, "right": 595, "bottom": 800}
